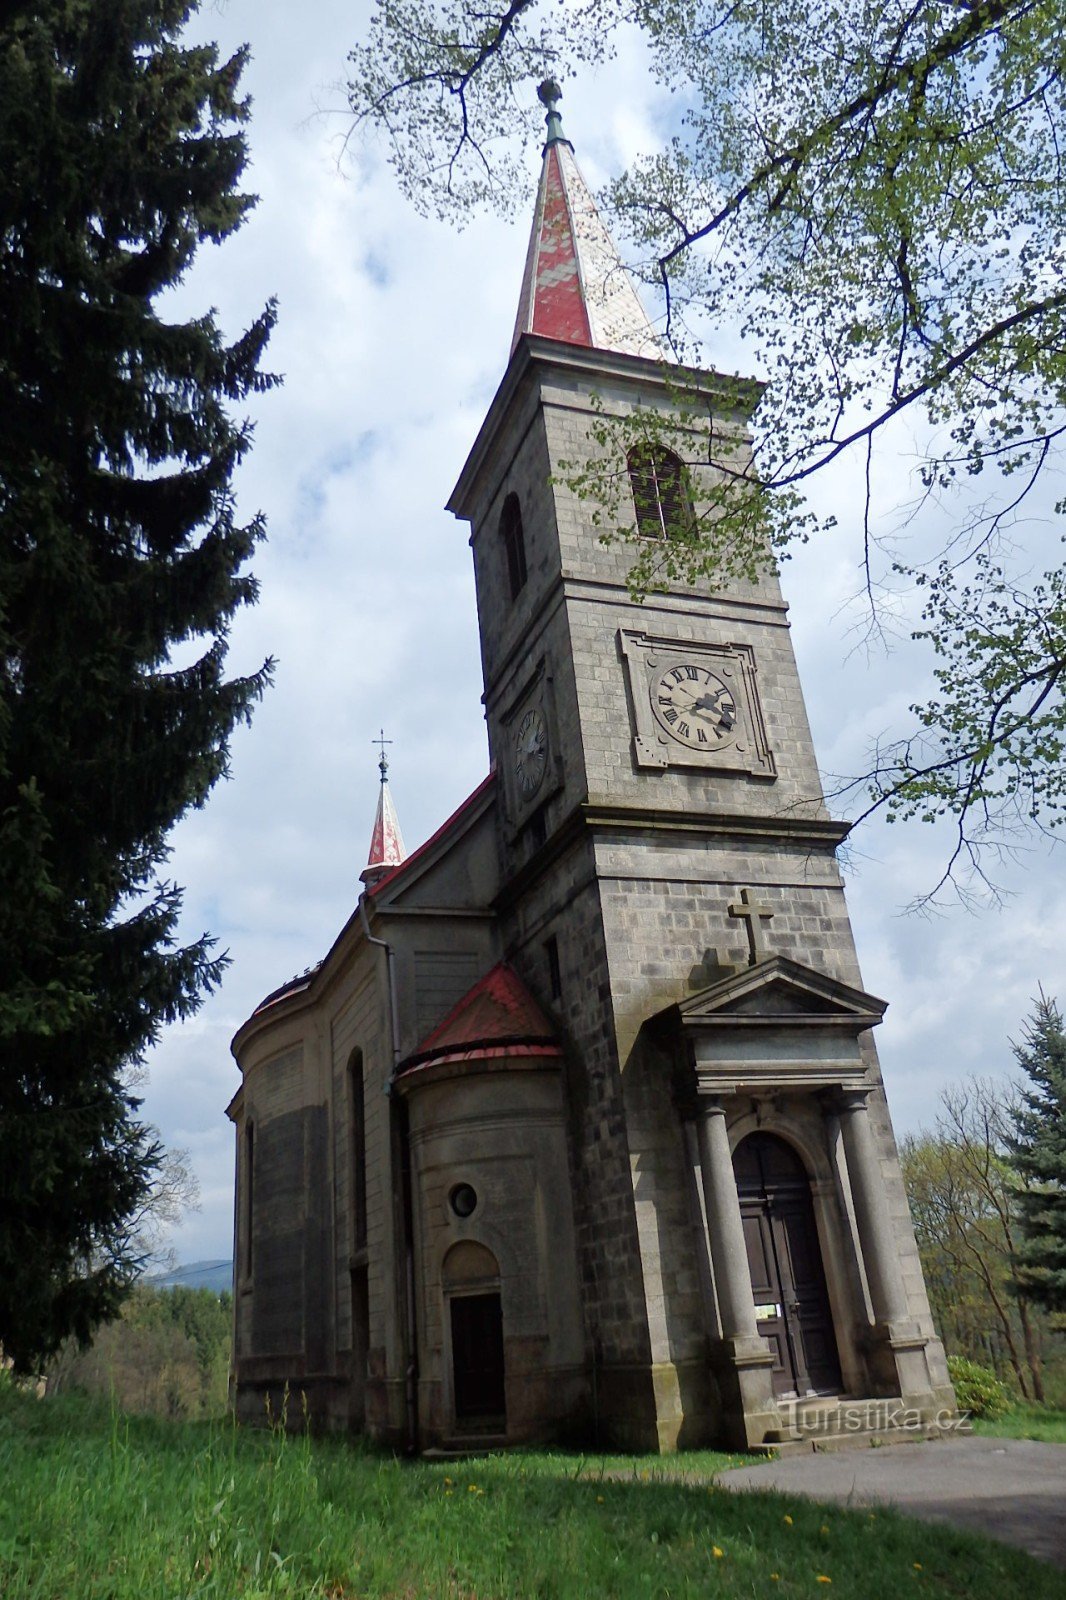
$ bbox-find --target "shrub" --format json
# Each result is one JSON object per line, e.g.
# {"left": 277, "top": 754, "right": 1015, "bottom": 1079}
{"left": 947, "top": 1356, "right": 1011, "bottom": 1419}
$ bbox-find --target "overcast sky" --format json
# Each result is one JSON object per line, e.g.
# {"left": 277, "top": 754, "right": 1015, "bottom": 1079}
{"left": 147, "top": 0, "right": 1066, "bottom": 1263}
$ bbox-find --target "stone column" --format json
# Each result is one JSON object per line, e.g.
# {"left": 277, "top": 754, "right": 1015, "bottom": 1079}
{"left": 836, "top": 1090, "right": 909, "bottom": 1329}
{"left": 693, "top": 1095, "right": 779, "bottom": 1448}
{"left": 695, "top": 1098, "right": 760, "bottom": 1341}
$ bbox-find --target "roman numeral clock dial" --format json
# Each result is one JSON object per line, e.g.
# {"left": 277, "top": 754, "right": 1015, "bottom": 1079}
{"left": 651, "top": 662, "right": 737, "bottom": 750}
{"left": 514, "top": 706, "right": 548, "bottom": 798}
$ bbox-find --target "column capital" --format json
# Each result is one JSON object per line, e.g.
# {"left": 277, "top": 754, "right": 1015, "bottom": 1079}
{"left": 695, "top": 1089, "right": 730, "bottom": 1119}
{"left": 827, "top": 1087, "right": 871, "bottom": 1117}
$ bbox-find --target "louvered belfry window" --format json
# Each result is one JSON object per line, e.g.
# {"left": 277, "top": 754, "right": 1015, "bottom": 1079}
{"left": 627, "top": 445, "right": 691, "bottom": 541}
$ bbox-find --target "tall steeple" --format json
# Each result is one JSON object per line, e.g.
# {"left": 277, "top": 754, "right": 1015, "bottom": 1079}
{"left": 510, "top": 81, "right": 663, "bottom": 360}
{"left": 361, "top": 731, "right": 406, "bottom": 887}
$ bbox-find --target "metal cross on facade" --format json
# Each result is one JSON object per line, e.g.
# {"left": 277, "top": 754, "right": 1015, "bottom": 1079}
{"left": 373, "top": 729, "right": 393, "bottom": 783}
{"left": 728, "top": 886, "right": 774, "bottom": 965}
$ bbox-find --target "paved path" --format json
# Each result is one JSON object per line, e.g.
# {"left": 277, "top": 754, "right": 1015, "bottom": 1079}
{"left": 720, "top": 1437, "right": 1066, "bottom": 1569}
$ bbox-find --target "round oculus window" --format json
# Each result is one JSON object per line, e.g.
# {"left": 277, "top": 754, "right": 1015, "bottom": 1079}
{"left": 449, "top": 1183, "right": 478, "bottom": 1219}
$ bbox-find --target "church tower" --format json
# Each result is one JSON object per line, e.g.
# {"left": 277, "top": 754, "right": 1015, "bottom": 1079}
{"left": 446, "top": 85, "right": 952, "bottom": 1449}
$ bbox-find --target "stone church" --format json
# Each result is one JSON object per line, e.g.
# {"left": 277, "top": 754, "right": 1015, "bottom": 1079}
{"left": 227, "top": 89, "right": 954, "bottom": 1453}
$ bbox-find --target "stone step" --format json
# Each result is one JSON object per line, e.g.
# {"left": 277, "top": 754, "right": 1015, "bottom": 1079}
{"left": 422, "top": 1439, "right": 507, "bottom": 1460}
{"left": 753, "top": 1396, "right": 967, "bottom": 1457}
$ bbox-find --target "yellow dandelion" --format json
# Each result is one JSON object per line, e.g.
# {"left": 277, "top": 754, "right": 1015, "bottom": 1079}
{"left": 468, "top": 1485, "right": 478, "bottom": 1493}
{"left": 712, "top": 1546, "right": 724, "bottom": 1559}
{"left": 596, "top": 1496, "right": 605, "bottom": 1504}
{"left": 445, "top": 1489, "right": 453, "bottom": 1497}
{"left": 816, "top": 1577, "right": 832, "bottom": 1585}
{"left": 443, "top": 1476, "right": 453, "bottom": 1486}
{"left": 820, "top": 1524, "right": 830, "bottom": 1534}
{"left": 783, "top": 1514, "right": 793, "bottom": 1526}
{"left": 914, "top": 1563, "right": 923, "bottom": 1571}
{"left": 769, "top": 1575, "right": 780, "bottom": 1583}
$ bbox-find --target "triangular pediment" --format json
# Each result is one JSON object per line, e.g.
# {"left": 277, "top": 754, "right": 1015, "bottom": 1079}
{"left": 672, "top": 956, "right": 886, "bottom": 1031}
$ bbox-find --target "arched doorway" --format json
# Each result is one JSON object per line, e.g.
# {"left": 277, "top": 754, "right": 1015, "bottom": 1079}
{"left": 442, "top": 1240, "right": 506, "bottom": 1431}
{"left": 733, "top": 1132, "right": 842, "bottom": 1397}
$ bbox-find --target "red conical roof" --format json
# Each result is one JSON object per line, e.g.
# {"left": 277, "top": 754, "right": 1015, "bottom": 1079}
{"left": 511, "top": 86, "right": 662, "bottom": 360}
{"left": 361, "top": 766, "right": 406, "bottom": 886}
{"left": 398, "top": 962, "right": 562, "bottom": 1079}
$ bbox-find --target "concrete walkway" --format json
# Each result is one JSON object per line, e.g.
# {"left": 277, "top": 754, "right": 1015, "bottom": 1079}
{"left": 720, "top": 1437, "right": 1066, "bottom": 1569}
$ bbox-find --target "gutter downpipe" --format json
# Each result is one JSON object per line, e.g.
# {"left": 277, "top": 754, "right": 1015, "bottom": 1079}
{"left": 358, "top": 891, "right": 419, "bottom": 1454}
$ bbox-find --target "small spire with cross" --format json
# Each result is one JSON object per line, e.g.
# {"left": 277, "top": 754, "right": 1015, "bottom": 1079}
{"left": 361, "top": 731, "right": 405, "bottom": 888}
{"left": 373, "top": 727, "right": 393, "bottom": 784}
{"left": 728, "top": 887, "right": 774, "bottom": 966}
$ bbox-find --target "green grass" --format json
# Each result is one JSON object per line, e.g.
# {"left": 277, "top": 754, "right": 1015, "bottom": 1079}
{"left": 974, "top": 1403, "right": 1066, "bottom": 1443}
{"left": 1, "top": 1384, "right": 1061, "bottom": 1599}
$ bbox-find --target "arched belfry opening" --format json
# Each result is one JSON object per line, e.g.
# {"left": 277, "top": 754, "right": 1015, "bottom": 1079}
{"left": 732, "top": 1132, "right": 842, "bottom": 1398}
{"left": 500, "top": 492, "right": 528, "bottom": 600}
{"left": 627, "top": 444, "right": 692, "bottom": 542}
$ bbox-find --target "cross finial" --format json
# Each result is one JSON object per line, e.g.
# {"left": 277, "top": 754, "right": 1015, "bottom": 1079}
{"left": 373, "top": 728, "right": 393, "bottom": 784}
{"left": 728, "top": 887, "right": 774, "bottom": 966}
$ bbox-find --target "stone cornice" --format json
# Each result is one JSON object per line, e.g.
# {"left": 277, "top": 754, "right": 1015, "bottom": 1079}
{"left": 448, "top": 336, "right": 763, "bottom": 524}
{"left": 493, "top": 801, "right": 850, "bottom": 912}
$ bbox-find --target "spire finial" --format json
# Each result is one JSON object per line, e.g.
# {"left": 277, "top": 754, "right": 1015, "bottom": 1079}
{"left": 362, "top": 730, "right": 406, "bottom": 886}
{"left": 537, "top": 78, "right": 567, "bottom": 148}
{"left": 373, "top": 728, "right": 392, "bottom": 784}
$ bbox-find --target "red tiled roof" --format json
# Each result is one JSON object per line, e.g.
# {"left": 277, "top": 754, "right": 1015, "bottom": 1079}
{"left": 510, "top": 125, "right": 662, "bottom": 359}
{"left": 398, "top": 961, "right": 560, "bottom": 1076}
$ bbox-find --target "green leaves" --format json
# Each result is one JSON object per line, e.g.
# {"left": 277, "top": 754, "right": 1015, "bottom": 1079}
{"left": 1008, "top": 991, "right": 1066, "bottom": 1313}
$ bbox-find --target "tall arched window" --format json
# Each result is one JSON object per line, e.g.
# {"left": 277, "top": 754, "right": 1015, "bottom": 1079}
{"left": 349, "top": 1050, "right": 367, "bottom": 1253}
{"left": 242, "top": 1121, "right": 255, "bottom": 1279}
{"left": 627, "top": 445, "right": 692, "bottom": 541}
{"left": 500, "top": 493, "right": 528, "bottom": 600}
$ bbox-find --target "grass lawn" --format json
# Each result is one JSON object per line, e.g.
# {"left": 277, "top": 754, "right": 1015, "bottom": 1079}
{"left": 974, "top": 1404, "right": 1066, "bottom": 1444}
{"left": 1, "top": 1384, "right": 1062, "bottom": 1599}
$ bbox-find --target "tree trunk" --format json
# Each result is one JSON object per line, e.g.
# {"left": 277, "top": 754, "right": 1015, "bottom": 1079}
{"left": 1017, "top": 1296, "right": 1045, "bottom": 1402}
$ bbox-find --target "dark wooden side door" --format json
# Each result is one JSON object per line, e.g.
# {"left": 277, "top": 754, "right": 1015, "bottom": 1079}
{"left": 450, "top": 1292, "right": 506, "bottom": 1425}
{"left": 733, "top": 1132, "right": 842, "bottom": 1397}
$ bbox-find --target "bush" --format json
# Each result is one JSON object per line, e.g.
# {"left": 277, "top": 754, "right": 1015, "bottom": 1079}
{"left": 948, "top": 1356, "right": 1012, "bottom": 1419}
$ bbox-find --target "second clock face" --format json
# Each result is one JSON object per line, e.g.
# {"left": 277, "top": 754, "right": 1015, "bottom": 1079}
{"left": 514, "top": 705, "right": 548, "bottom": 797}
{"left": 650, "top": 661, "right": 737, "bottom": 749}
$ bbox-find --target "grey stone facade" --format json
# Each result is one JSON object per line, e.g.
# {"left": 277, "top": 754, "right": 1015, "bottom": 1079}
{"left": 227, "top": 332, "right": 954, "bottom": 1453}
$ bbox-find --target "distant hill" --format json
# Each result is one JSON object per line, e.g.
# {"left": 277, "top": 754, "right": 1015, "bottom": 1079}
{"left": 149, "top": 1259, "right": 233, "bottom": 1293}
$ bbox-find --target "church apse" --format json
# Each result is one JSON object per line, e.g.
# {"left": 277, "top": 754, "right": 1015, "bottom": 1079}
{"left": 394, "top": 963, "right": 585, "bottom": 1447}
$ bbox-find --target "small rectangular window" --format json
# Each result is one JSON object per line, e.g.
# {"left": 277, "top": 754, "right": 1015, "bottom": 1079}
{"left": 528, "top": 806, "right": 547, "bottom": 850}
{"left": 545, "top": 934, "right": 562, "bottom": 1000}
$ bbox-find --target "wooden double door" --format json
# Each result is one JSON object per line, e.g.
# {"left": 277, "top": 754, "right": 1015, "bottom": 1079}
{"left": 733, "top": 1132, "right": 842, "bottom": 1397}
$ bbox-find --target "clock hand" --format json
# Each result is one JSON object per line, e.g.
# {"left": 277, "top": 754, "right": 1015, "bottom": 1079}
{"left": 691, "top": 692, "right": 735, "bottom": 726}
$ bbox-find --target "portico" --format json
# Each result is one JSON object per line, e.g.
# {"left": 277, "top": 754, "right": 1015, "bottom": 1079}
{"left": 661, "top": 949, "right": 945, "bottom": 1446}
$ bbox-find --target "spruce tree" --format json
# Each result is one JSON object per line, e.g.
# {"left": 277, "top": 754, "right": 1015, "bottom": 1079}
{"left": 0, "top": 0, "right": 276, "bottom": 1370}
{"left": 1009, "top": 992, "right": 1066, "bottom": 1314}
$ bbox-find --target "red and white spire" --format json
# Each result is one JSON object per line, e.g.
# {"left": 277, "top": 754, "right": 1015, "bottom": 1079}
{"left": 361, "top": 732, "right": 406, "bottom": 888}
{"left": 511, "top": 81, "right": 663, "bottom": 361}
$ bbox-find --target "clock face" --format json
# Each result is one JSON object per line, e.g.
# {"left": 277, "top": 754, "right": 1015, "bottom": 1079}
{"left": 650, "top": 661, "right": 737, "bottom": 749}
{"left": 514, "top": 706, "right": 548, "bottom": 797}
